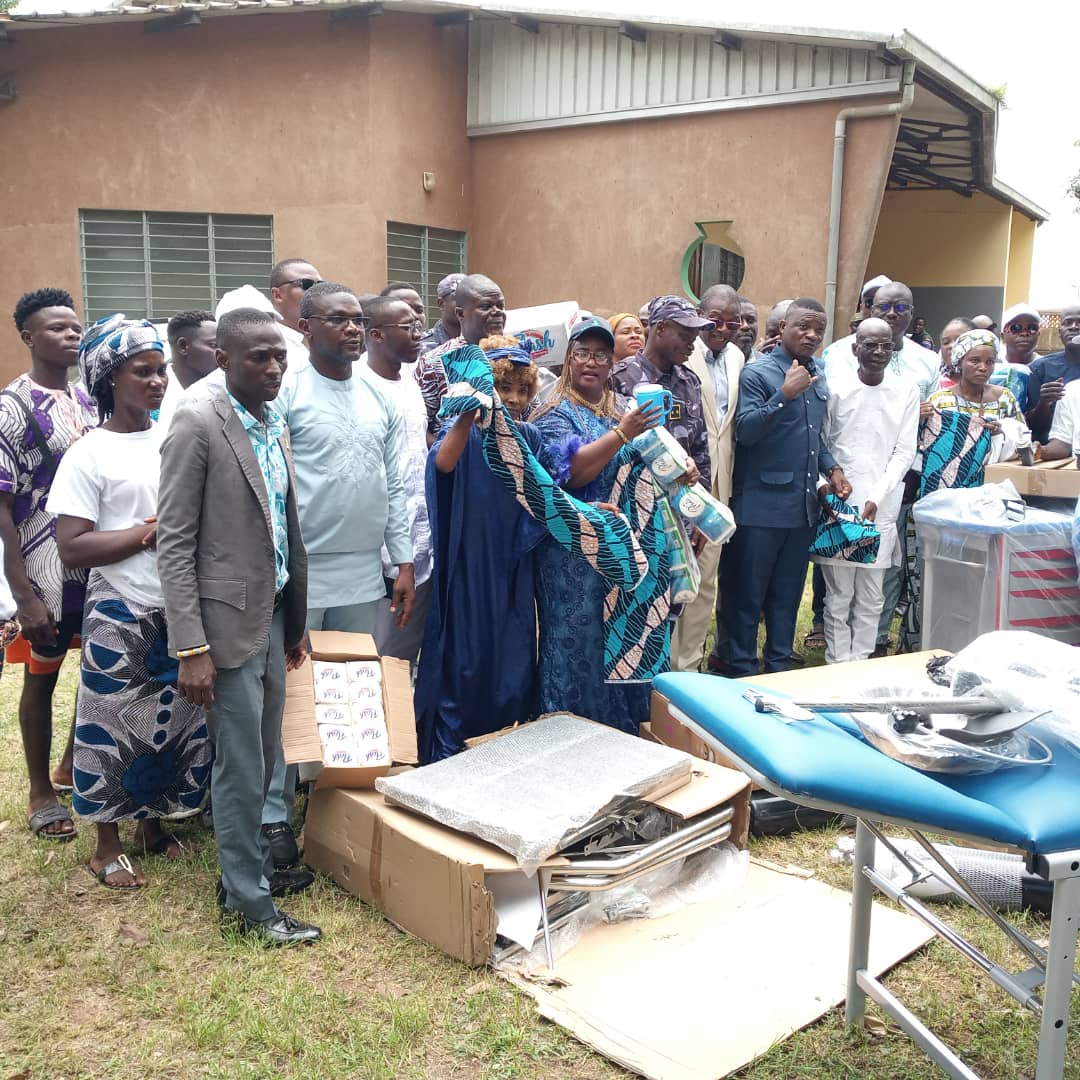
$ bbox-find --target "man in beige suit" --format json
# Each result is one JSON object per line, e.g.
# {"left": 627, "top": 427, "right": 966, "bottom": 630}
{"left": 670, "top": 284, "right": 744, "bottom": 672}
{"left": 158, "top": 308, "right": 319, "bottom": 947}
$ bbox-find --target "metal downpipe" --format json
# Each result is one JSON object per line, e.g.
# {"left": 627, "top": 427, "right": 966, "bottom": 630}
{"left": 824, "top": 60, "right": 916, "bottom": 346}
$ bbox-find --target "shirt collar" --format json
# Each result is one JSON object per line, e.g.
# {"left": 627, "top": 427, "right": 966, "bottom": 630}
{"left": 631, "top": 351, "right": 671, "bottom": 382}
{"left": 771, "top": 345, "right": 819, "bottom": 376}
{"left": 227, "top": 389, "right": 285, "bottom": 439}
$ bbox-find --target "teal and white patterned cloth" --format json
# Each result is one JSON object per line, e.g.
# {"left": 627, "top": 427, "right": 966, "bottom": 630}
{"left": 227, "top": 390, "right": 290, "bottom": 593}
{"left": 438, "top": 344, "right": 673, "bottom": 680}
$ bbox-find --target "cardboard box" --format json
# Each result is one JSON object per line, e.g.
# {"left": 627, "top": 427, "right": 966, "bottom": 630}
{"left": 503, "top": 300, "right": 581, "bottom": 368}
{"left": 985, "top": 458, "right": 1080, "bottom": 498}
{"left": 281, "top": 630, "right": 417, "bottom": 789}
{"left": 304, "top": 765, "right": 930, "bottom": 1079}
{"left": 304, "top": 757, "right": 751, "bottom": 966}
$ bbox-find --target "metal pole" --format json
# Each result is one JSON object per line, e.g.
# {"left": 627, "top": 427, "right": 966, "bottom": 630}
{"left": 845, "top": 818, "right": 875, "bottom": 1025}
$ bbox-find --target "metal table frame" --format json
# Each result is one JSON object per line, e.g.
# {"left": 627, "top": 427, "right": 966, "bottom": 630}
{"left": 670, "top": 705, "right": 1080, "bottom": 1080}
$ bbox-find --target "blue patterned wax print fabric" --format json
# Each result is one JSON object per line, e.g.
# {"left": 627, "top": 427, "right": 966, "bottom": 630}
{"left": 437, "top": 344, "right": 671, "bottom": 681}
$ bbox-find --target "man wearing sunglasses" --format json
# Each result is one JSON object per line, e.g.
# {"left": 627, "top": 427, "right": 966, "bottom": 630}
{"left": 269, "top": 257, "right": 323, "bottom": 368}
{"left": 260, "top": 281, "right": 413, "bottom": 868}
{"left": 989, "top": 303, "right": 1041, "bottom": 414}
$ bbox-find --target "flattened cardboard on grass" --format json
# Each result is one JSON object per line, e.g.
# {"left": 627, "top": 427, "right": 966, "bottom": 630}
{"left": 303, "top": 774, "right": 931, "bottom": 1079}
{"left": 281, "top": 630, "right": 416, "bottom": 789}
{"left": 303, "top": 757, "right": 751, "bottom": 967}
{"left": 505, "top": 861, "right": 932, "bottom": 1080}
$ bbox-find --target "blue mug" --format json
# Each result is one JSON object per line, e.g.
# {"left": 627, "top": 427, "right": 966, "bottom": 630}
{"left": 635, "top": 382, "right": 672, "bottom": 423}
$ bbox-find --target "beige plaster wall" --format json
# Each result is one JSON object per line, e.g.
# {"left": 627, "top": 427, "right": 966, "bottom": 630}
{"left": 467, "top": 98, "right": 899, "bottom": 331}
{"left": 0, "top": 11, "right": 470, "bottom": 383}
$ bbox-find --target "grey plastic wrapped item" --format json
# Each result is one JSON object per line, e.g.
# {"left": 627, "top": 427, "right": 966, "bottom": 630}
{"left": 504, "top": 843, "right": 749, "bottom": 972}
{"left": 842, "top": 683, "right": 1053, "bottom": 774}
{"left": 831, "top": 835, "right": 1053, "bottom": 913}
{"left": 375, "top": 714, "right": 693, "bottom": 875}
{"left": 944, "top": 630, "right": 1080, "bottom": 753}
{"left": 913, "top": 483, "right": 1080, "bottom": 651}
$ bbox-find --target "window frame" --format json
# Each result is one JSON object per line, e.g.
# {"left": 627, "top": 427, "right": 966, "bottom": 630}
{"left": 79, "top": 209, "right": 275, "bottom": 322}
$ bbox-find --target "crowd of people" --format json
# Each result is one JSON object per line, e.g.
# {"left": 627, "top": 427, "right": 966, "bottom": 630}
{"left": 2, "top": 259, "right": 1076, "bottom": 947}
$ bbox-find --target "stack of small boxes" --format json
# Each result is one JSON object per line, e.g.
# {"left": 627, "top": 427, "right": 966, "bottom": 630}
{"left": 313, "top": 659, "right": 390, "bottom": 768}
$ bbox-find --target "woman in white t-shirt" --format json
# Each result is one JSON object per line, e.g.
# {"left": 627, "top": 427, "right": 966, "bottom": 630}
{"left": 47, "top": 316, "right": 210, "bottom": 890}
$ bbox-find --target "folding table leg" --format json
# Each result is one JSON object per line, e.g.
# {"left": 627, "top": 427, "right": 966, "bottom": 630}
{"left": 845, "top": 817, "right": 875, "bottom": 1026}
{"left": 1036, "top": 872, "right": 1080, "bottom": 1080}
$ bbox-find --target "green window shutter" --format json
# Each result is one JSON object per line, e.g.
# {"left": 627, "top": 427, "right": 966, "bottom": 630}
{"left": 80, "top": 210, "right": 274, "bottom": 323}
{"left": 386, "top": 221, "right": 467, "bottom": 322}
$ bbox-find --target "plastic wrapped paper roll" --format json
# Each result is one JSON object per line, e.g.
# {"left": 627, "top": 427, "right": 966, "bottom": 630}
{"left": 347, "top": 660, "right": 382, "bottom": 683}
{"left": 312, "top": 660, "right": 349, "bottom": 686}
{"left": 315, "top": 703, "right": 351, "bottom": 725}
{"left": 314, "top": 682, "right": 349, "bottom": 705}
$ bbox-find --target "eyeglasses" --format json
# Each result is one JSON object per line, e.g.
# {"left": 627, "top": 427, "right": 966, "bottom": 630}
{"left": 708, "top": 320, "right": 742, "bottom": 333}
{"left": 570, "top": 348, "right": 613, "bottom": 364}
{"left": 281, "top": 277, "right": 320, "bottom": 291}
{"left": 872, "top": 301, "right": 912, "bottom": 316}
{"left": 861, "top": 342, "right": 894, "bottom": 355}
{"left": 371, "top": 320, "right": 425, "bottom": 334}
{"left": 1006, "top": 322, "right": 1039, "bottom": 334}
{"left": 306, "top": 315, "right": 369, "bottom": 329}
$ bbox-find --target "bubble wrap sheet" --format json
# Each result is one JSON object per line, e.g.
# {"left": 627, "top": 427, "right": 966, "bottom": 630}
{"left": 375, "top": 714, "right": 693, "bottom": 875}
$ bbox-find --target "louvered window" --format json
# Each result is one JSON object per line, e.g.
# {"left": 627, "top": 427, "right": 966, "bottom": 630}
{"left": 79, "top": 210, "right": 274, "bottom": 322}
{"left": 386, "top": 222, "right": 467, "bottom": 321}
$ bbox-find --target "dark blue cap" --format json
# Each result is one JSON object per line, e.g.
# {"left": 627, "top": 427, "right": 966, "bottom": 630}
{"left": 568, "top": 315, "right": 616, "bottom": 349}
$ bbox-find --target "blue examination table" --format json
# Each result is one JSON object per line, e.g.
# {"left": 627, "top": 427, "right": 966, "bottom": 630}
{"left": 654, "top": 672, "right": 1080, "bottom": 1080}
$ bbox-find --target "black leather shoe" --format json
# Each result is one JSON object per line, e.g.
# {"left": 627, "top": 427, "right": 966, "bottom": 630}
{"left": 238, "top": 910, "right": 322, "bottom": 947}
{"left": 262, "top": 821, "right": 299, "bottom": 869}
{"left": 269, "top": 867, "right": 314, "bottom": 898}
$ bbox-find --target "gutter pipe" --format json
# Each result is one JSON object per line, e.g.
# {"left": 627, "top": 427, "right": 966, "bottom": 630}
{"left": 824, "top": 60, "right": 916, "bottom": 345}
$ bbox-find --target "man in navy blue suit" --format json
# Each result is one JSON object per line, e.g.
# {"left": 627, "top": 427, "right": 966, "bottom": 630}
{"left": 722, "top": 298, "right": 850, "bottom": 677}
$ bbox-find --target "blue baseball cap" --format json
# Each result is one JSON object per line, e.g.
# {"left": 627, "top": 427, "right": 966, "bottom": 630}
{"left": 648, "top": 295, "right": 715, "bottom": 330}
{"left": 569, "top": 315, "right": 616, "bottom": 349}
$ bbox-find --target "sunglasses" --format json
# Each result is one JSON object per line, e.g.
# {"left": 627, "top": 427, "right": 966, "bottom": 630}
{"left": 282, "top": 277, "right": 320, "bottom": 291}
{"left": 703, "top": 316, "right": 742, "bottom": 333}
{"left": 872, "top": 301, "right": 912, "bottom": 316}
{"left": 306, "top": 315, "right": 369, "bottom": 329}
{"left": 1006, "top": 321, "right": 1039, "bottom": 334}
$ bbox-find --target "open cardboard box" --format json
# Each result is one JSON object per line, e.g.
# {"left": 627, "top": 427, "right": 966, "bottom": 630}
{"left": 281, "top": 630, "right": 417, "bottom": 789}
{"left": 304, "top": 756, "right": 751, "bottom": 967}
{"left": 304, "top": 749, "right": 930, "bottom": 1079}
{"left": 985, "top": 458, "right": 1080, "bottom": 498}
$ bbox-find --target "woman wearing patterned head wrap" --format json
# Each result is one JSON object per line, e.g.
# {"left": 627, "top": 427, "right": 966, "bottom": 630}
{"left": 927, "top": 330, "right": 1024, "bottom": 433}
{"left": 46, "top": 315, "right": 210, "bottom": 888}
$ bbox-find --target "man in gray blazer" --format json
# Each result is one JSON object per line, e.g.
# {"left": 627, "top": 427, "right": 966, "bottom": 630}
{"left": 157, "top": 307, "right": 319, "bottom": 946}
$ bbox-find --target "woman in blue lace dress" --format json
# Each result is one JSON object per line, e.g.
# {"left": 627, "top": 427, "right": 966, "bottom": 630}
{"left": 532, "top": 318, "right": 661, "bottom": 733}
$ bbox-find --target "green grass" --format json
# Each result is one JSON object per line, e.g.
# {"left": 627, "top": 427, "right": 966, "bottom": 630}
{"left": 1, "top": 576, "right": 1077, "bottom": 1079}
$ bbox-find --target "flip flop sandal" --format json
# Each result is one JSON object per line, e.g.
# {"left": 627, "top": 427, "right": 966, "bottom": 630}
{"left": 803, "top": 627, "right": 827, "bottom": 649}
{"left": 141, "top": 833, "right": 186, "bottom": 858}
{"left": 89, "top": 853, "right": 144, "bottom": 890}
{"left": 28, "top": 803, "right": 78, "bottom": 842}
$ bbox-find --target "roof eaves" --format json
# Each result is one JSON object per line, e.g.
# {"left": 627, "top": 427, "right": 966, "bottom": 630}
{"left": 4, "top": 0, "right": 898, "bottom": 48}
{"left": 988, "top": 177, "right": 1049, "bottom": 224}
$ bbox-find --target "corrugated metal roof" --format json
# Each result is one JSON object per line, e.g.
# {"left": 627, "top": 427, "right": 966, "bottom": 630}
{"left": 1, "top": 1, "right": 1047, "bottom": 220}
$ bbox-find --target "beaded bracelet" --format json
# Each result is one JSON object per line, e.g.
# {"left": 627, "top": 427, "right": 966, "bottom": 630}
{"left": 177, "top": 644, "right": 211, "bottom": 658}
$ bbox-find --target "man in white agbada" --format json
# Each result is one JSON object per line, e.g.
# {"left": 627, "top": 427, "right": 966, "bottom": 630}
{"left": 816, "top": 318, "right": 919, "bottom": 664}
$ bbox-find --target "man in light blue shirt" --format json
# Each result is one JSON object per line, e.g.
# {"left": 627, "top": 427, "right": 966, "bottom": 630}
{"left": 278, "top": 282, "right": 415, "bottom": 631}
{"left": 262, "top": 283, "right": 414, "bottom": 858}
